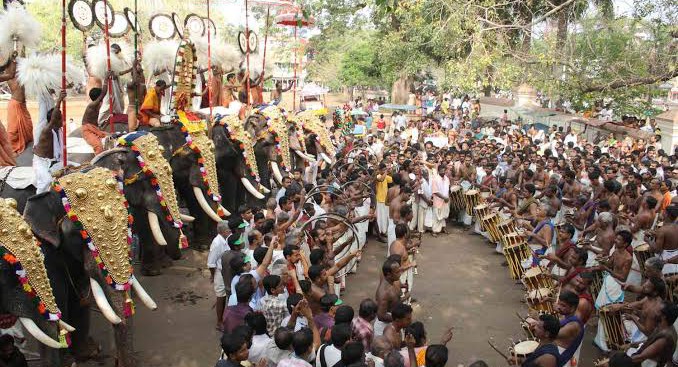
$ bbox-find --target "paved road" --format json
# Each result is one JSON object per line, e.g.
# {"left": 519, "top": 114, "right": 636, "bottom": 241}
{"left": 74, "top": 225, "right": 603, "bottom": 367}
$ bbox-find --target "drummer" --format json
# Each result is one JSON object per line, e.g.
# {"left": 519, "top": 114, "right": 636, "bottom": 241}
{"left": 512, "top": 314, "right": 561, "bottom": 367}
{"left": 625, "top": 302, "right": 678, "bottom": 367}
{"left": 554, "top": 291, "right": 585, "bottom": 367}
{"left": 651, "top": 204, "right": 678, "bottom": 274}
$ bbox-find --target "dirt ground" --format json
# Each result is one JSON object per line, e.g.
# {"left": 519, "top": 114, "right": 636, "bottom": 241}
{"left": 69, "top": 224, "right": 604, "bottom": 367}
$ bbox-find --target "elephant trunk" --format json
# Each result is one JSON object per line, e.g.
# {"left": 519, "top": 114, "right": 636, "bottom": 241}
{"left": 192, "top": 186, "right": 227, "bottom": 222}
{"left": 89, "top": 278, "right": 122, "bottom": 325}
{"left": 19, "top": 317, "right": 65, "bottom": 349}
{"left": 131, "top": 277, "right": 157, "bottom": 310}
{"left": 241, "top": 178, "right": 265, "bottom": 199}
{"left": 147, "top": 212, "right": 169, "bottom": 246}
{"left": 270, "top": 161, "right": 284, "bottom": 185}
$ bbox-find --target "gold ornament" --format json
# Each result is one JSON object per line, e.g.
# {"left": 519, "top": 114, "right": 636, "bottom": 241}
{"left": 190, "top": 130, "right": 221, "bottom": 200}
{"left": 219, "top": 115, "right": 260, "bottom": 182}
{"left": 295, "top": 110, "right": 336, "bottom": 158}
{"left": 56, "top": 168, "right": 131, "bottom": 285}
{"left": 260, "top": 106, "right": 291, "bottom": 170}
{"left": 131, "top": 134, "right": 182, "bottom": 224}
{"left": 5, "top": 198, "right": 17, "bottom": 209}
{"left": 0, "top": 200, "right": 60, "bottom": 315}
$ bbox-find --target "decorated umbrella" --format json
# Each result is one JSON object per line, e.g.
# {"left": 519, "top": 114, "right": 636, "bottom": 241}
{"left": 275, "top": 7, "right": 314, "bottom": 110}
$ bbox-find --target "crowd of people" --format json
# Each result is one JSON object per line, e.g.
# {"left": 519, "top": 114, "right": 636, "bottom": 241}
{"left": 206, "top": 95, "right": 678, "bottom": 367}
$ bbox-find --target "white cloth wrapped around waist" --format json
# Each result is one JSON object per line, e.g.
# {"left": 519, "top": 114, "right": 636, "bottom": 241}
{"left": 0, "top": 166, "right": 35, "bottom": 189}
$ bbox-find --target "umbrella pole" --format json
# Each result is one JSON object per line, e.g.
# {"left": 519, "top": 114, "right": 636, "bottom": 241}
{"left": 103, "top": 0, "right": 114, "bottom": 134}
{"left": 61, "top": 0, "right": 67, "bottom": 166}
{"left": 292, "top": 24, "right": 297, "bottom": 111}
{"left": 261, "top": 6, "right": 270, "bottom": 99}
{"left": 207, "top": 0, "right": 213, "bottom": 121}
{"left": 134, "top": 0, "right": 139, "bottom": 117}
{"left": 245, "top": 0, "right": 251, "bottom": 110}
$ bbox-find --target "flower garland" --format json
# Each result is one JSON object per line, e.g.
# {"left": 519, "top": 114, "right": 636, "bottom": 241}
{"left": 176, "top": 112, "right": 225, "bottom": 217}
{"left": 117, "top": 132, "right": 183, "bottom": 230}
{"left": 53, "top": 176, "right": 134, "bottom": 292}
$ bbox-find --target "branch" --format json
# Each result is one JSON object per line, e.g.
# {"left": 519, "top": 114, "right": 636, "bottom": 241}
{"left": 581, "top": 69, "right": 678, "bottom": 93}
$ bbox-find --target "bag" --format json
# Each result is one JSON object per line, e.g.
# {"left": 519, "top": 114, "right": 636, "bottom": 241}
{"left": 318, "top": 344, "right": 329, "bottom": 367}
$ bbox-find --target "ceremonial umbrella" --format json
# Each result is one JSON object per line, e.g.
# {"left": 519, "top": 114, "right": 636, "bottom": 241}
{"left": 275, "top": 6, "right": 314, "bottom": 111}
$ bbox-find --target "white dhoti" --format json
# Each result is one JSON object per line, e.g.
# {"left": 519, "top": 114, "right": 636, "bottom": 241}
{"left": 400, "top": 255, "right": 414, "bottom": 295}
{"left": 32, "top": 155, "right": 54, "bottom": 194}
{"left": 557, "top": 343, "right": 582, "bottom": 367}
{"left": 625, "top": 321, "right": 647, "bottom": 357}
{"left": 432, "top": 205, "right": 449, "bottom": 233}
{"left": 387, "top": 219, "right": 396, "bottom": 253}
{"left": 594, "top": 272, "right": 625, "bottom": 352}
{"left": 660, "top": 249, "right": 678, "bottom": 274}
{"left": 376, "top": 202, "right": 389, "bottom": 235}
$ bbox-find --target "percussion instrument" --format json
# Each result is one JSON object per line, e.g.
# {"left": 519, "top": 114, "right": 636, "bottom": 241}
{"left": 504, "top": 232, "right": 527, "bottom": 248}
{"left": 599, "top": 304, "right": 628, "bottom": 350}
{"left": 526, "top": 287, "right": 555, "bottom": 314}
{"left": 665, "top": 272, "right": 678, "bottom": 303}
{"left": 522, "top": 266, "right": 554, "bottom": 292}
{"left": 473, "top": 203, "right": 490, "bottom": 229}
{"left": 449, "top": 185, "right": 464, "bottom": 211}
{"left": 497, "top": 219, "right": 517, "bottom": 239}
{"left": 509, "top": 340, "right": 539, "bottom": 359}
{"left": 632, "top": 243, "right": 652, "bottom": 276}
{"left": 589, "top": 270, "right": 604, "bottom": 298}
{"left": 503, "top": 242, "right": 532, "bottom": 280}
{"left": 481, "top": 213, "right": 501, "bottom": 243}
{"left": 464, "top": 189, "right": 480, "bottom": 216}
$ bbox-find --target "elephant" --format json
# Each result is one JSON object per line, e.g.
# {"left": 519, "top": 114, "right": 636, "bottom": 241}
{"left": 211, "top": 114, "right": 268, "bottom": 214}
{"left": 248, "top": 106, "right": 299, "bottom": 190}
{"left": 295, "top": 111, "right": 336, "bottom": 167}
{"left": 91, "top": 131, "right": 194, "bottom": 276}
{"left": 0, "top": 198, "right": 74, "bottom": 367}
{"left": 24, "top": 167, "right": 157, "bottom": 367}
{"left": 147, "top": 123, "right": 228, "bottom": 250}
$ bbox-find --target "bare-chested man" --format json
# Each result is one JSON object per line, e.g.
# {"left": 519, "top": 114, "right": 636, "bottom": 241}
{"left": 81, "top": 72, "right": 112, "bottom": 154}
{"left": 627, "top": 302, "right": 678, "bottom": 367}
{"left": 126, "top": 57, "right": 146, "bottom": 131}
{"left": 652, "top": 204, "right": 678, "bottom": 274}
{"left": 389, "top": 223, "right": 418, "bottom": 299}
{"left": 375, "top": 258, "right": 402, "bottom": 336}
{"left": 626, "top": 196, "right": 658, "bottom": 247}
{"left": 613, "top": 277, "right": 667, "bottom": 349}
{"left": 387, "top": 188, "right": 413, "bottom": 248}
{"left": 383, "top": 302, "right": 413, "bottom": 351}
{"left": 561, "top": 170, "right": 583, "bottom": 209}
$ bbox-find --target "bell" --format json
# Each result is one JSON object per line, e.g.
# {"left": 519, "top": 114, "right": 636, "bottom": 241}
{"left": 75, "top": 188, "right": 88, "bottom": 199}
{"left": 5, "top": 198, "right": 17, "bottom": 209}
{"left": 105, "top": 178, "right": 118, "bottom": 189}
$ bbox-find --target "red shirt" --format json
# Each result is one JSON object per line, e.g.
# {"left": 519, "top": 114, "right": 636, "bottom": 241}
{"left": 376, "top": 119, "right": 386, "bottom": 129}
{"left": 286, "top": 263, "right": 297, "bottom": 294}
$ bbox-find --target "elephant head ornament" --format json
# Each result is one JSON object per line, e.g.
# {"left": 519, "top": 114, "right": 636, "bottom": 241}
{"left": 0, "top": 198, "right": 73, "bottom": 354}
{"left": 295, "top": 110, "right": 335, "bottom": 165}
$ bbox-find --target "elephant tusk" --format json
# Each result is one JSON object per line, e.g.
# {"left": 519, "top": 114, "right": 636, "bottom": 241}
{"left": 270, "top": 161, "right": 284, "bottom": 185}
{"left": 19, "top": 317, "right": 66, "bottom": 349}
{"left": 58, "top": 320, "right": 75, "bottom": 332}
{"left": 218, "top": 204, "right": 231, "bottom": 217}
{"left": 259, "top": 184, "right": 271, "bottom": 194}
{"left": 241, "top": 178, "right": 265, "bottom": 199}
{"left": 192, "top": 187, "right": 223, "bottom": 222}
{"left": 131, "top": 277, "right": 157, "bottom": 310}
{"left": 294, "top": 150, "right": 316, "bottom": 162}
{"left": 89, "top": 278, "right": 122, "bottom": 325}
{"left": 179, "top": 214, "right": 195, "bottom": 223}
{"left": 320, "top": 153, "right": 332, "bottom": 165}
{"left": 147, "top": 212, "right": 168, "bottom": 246}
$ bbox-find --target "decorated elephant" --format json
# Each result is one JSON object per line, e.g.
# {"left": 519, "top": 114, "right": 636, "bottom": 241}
{"left": 248, "top": 106, "right": 298, "bottom": 188}
{"left": 0, "top": 198, "right": 74, "bottom": 367}
{"left": 24, "top": 167, "right": 157, "bottom": 367}
{"left": 91, "top": 131, "right": 194, "bottom": 276}
{"left": 295, "top": 110, "right": 336, "bottom": 166}
{"left": 212, "top": 113, "right": 267, "bottom": 213}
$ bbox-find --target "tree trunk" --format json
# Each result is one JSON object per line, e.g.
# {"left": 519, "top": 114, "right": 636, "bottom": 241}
{"left": 556, "top": 10, "right": 568, "bottom": 50}
{"left": 391, "top": 75, "right": 414, "bottom": 105}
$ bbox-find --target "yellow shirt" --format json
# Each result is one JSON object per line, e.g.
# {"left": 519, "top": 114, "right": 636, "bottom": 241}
{"left": 375, "top": 175, "right": 392, "bottom": 203}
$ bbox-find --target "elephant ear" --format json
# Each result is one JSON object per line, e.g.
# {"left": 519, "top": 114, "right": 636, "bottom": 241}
{"left": 24, "top": 192, "right": 64, "bottom": 247}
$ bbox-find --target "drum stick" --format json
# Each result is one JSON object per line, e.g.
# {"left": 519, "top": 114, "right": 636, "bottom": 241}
{"left": 487, "top": 340, "right": 509, "bottom": 360}
{"left": 516, "top": 312, "right": 528, "bottom": 323}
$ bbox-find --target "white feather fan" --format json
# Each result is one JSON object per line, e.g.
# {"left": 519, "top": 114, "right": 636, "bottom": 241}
{"left": 85, "top": 41, "right": 133, "bottom": 80}
{"left": 17, "top": 53, "right": 86, "bottom": 98}
{"left": 142, "top": 40, "right": 179, "bottom": 74}
{"left": 190, "top": 35, "right": 240, "bottom": 73}
{"left": 0, "top": 7, "right": 42, "bottom": 53}
{"left": 246, "top": 52, "right": 277, "bottom": 80}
